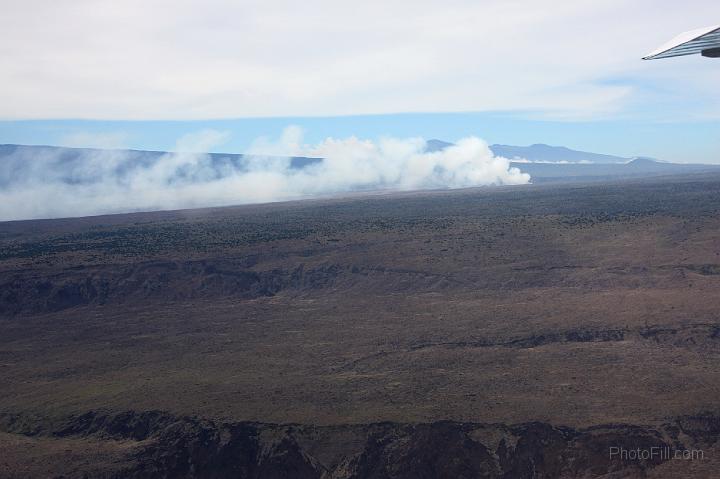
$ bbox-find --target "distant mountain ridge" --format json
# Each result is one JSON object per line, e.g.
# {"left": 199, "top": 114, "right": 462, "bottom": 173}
{"left": 426, "top": 139, "right": 631, "bottom": 164}
{"left": 0, "top": 144, "right": 321, "bottom": 188}
{"left": 0, "top": 143, "right": 320, "bottom": 169}
{"left": 422, "top": 140, "right": 720, "bottom": 183}
{"left": 2, "top": 143, "right": 719, "bottom": 189}
{"left": 0, "top": 141, "right": 644, "bottom": 168}
{"left": 490, "top": 143, "right": 631, "bottom": 164}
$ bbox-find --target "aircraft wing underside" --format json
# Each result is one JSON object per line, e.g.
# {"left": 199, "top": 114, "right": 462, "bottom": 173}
{"left": 643, "top": 24, "right": 720, "bottom": 60}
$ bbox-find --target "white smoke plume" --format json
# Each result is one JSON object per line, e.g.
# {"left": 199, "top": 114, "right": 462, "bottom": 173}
{"left": 0, "top": 127, "right": 530, "bottom": 221}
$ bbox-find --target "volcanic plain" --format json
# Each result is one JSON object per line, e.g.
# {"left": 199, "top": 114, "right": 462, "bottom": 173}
{"left": 2, "top": 174, "right": 720, "bottom": 477}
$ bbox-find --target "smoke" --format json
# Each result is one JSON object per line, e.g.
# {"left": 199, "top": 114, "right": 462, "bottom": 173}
{"left": 0, "top": 127, "right": 530, "bottom": 221}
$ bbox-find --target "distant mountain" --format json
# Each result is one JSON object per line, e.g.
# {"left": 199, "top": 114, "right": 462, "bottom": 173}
{"left": 425, "top": 139, "right": 631, "bottom": 164}
{"left": 425, "top": 139, "right": 632, "bottom": 164}
{"left": 0, "top": 142, "right": 641, "bottom": 172}
{"left": 0, "top": 144, "right": 321, "bottom": 188}
{"left": 0, "top": 144, "right": 320, "bottom": 169}
{"left": 424, "top": 139, "right": 455, "bottom": 153}
{"left": 2, "top": 143, "right": 719, "bottom": 190}
{"left": 422, "top": 140, "right": 720, "bottom": 183}
{"left": 490, "top": 143, "right": 631, "bottom": 164}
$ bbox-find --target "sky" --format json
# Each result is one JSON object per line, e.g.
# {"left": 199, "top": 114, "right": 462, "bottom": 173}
{"left": 0, "top": 0, "right": 719, "bottom": 163}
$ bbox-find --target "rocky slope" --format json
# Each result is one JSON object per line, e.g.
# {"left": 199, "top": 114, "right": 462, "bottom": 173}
{"left": 3, "top": 410, "right": 718, "bottom": 478}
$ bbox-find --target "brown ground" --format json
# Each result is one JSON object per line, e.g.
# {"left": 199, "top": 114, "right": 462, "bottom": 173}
{"left": 2, "top": 175, "right": 720, "bottom": 477}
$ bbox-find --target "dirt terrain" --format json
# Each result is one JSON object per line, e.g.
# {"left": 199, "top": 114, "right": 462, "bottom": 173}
{"left": 2, "top": 174, "right": 720, "bottom": 477}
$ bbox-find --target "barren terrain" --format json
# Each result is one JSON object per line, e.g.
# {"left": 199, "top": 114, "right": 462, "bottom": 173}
{"left": 2, "top": 174, "right": 720, "bottom": 477}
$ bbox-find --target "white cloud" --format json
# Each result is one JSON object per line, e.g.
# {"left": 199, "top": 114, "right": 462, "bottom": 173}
{"left": 0, "top": 0, "right": 718, "bottom": 120}
{"left": 0, "top": 127, "right": 529, "bottom": 220}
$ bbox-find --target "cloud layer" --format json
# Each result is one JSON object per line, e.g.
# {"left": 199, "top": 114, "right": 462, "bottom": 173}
{"left": 0, "top": 128, "right": 530, "bottom": 221}
{"left": 1, "top": 0, "right": 719, "bottom": 121}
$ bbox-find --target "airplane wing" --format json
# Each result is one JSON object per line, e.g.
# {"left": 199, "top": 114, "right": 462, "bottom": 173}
{"left": 643, "top": 24, "right": 720, "bottom": 60}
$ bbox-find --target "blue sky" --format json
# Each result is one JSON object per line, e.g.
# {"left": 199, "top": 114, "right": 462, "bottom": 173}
{"left": 1, "top": 0, "right": 718, "bottom": 163}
